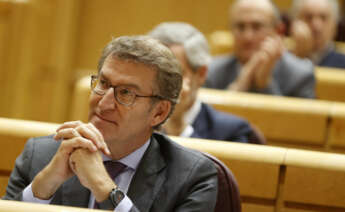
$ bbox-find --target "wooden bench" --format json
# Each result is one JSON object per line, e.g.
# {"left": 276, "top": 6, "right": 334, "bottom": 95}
{"left": 2, "top": 117, "right": 345, "bottom": 212}
{"left": 174, "top": 136, "right": 345, "bottom": 212}
{"left": 0, "top": 118, "right": 59, "bottom": 196}
{"left": 173, "top": 136, "right": 284, "bottom": 212}
{"left": 0, "top": 199, "right": 108, "bottom": 212}
{"left": 198, "top": 88, "right": 333, "bottom": 150}
{"left": 315, "top": 66, "right": 345, "bottom": 102}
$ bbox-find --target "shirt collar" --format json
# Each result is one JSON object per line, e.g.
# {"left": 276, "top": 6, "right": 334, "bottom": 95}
{"left": 179, "top": 99, "right": 202, "bottom": 137}
{"left": 183, "top": 99, "right": 202, "bottom": 126}
{"left": 102, "top": 138, "right": 151, "bottom": 170}
{"left": 311, "top": 43, "right": 335, "bottom": 65}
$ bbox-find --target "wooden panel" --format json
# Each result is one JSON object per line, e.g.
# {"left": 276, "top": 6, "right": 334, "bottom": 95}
{"left": 284, "top": 167, "right": 345, "bottom": 208}
{"left": 0, "top": 199, "right": 109, "bottom": 212}
{"left": 242, "top": 203, "right": 275, "bottom": 212}
{"left": 3, "top": 0, "right": 80, "bottom": 123}
{"left": 0, "top": 176, "right": 9, "bottom": 197}
{"left": 0, "top": 1, "right": 10, "bottom": 117}
{"left": 0, "top": 0, "right": 28, "bottom": 118}
{"left": 284, "top": 149, "right": 345, "bottom": 208}
{"left": 198, "top": 88, "right": 330, "bottom": 145}
{"left": 0, "top": 135, "right": 27, "bottom": 171}
{"left": 226, "top": 160, "right": 280, "bottom": 199}
{"left": 328, "top": 102, "right": 345, "bottom": 148}
{"left": 283, "top": 208, "right": 322, "bottom": 212}
{"left": 335, "top": 42, "right": 345, "bottom": 54}
{"left": 315, "top": 67, "right": 345, "bottom": 102}
{"left": 0, "top": 118, "right": 59, "bottom": 171}
{"left": 70, "top": 76, "right": 91, "bottom": 122}
{"left": 75, "top": 0, "right": 294, "bottom": 71}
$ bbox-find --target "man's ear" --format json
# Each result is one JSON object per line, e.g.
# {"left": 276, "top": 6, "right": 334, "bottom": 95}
{"left": 150, "top": 100, "right": 171, "bottom": 127}
{"left": 196, "top": 65, "right": 208, "bottom": 87}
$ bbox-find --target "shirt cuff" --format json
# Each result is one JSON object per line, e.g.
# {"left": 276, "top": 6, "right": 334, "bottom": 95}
{"left": 22, "top": 183, "right": 54, "bottom": 204}
{"left": 114, "top": 195, "right": 133, "bottom": 212}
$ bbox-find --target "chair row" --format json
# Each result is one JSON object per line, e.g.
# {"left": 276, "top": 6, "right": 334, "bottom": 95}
{"left": 1, "top": 117, "right": 345, "bottom": 212}
{"left": 198, "top": 88, "right": 345, "bottom": 153}
{"left": 70, "top": 74, "right": 345, "bottom": 153}
{"left": 0, "top": 199, "right": 109, "bottom": 212}
{"left": 173, "top": 136, "right": 345, "bottom": 212}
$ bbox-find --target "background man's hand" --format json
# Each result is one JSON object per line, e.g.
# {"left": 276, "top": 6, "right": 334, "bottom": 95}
{"left": 290, "top": 20, "right": 313, "bottom": 58}
{"left": 253, "top": 35, "right": 284, "bottom": 89}
{"left": 229, "top": 35, "right": 283, "bottom": 91}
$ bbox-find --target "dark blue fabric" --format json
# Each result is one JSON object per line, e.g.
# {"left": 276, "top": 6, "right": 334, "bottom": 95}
{"left": 191, "top": 103, "right": 253, "bottom": 143}
{"left": 319, "top": 50, "right": 345, "bottom": 69}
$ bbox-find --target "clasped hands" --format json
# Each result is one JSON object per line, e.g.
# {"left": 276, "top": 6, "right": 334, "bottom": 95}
{"left": 229, "top": 35, "right": 284, "bottom": 91}
{"left": 32, "top": 121, "right": 115, "bottom": 202}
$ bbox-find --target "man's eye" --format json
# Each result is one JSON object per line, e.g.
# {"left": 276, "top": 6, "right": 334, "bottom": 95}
{"left": 119, "top": 88, "right": 132, "bottom": 95}
{"left": 98, "top": 79, "right": 109, "bottom": 89}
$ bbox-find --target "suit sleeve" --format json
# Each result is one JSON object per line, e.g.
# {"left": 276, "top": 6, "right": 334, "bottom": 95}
{"left": 292, "top": 68, "right": 316, "bottom": 98}
{"left": 174, "top": 157, "right": 218, "bottom": 212}
{"left": 2, "top": 138, "right": 35, "bottom": 201}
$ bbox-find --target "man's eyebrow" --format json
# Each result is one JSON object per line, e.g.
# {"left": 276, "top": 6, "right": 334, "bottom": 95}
{"left": 99, "top": 71, "right": 142, "bottom": 91}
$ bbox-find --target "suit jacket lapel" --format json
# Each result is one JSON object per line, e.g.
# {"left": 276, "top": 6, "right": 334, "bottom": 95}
{"left": 61, "top": 176, "right": 90, "bottom": 208}
{"left": 192, "top": 103, "right": 211, "bottom": 138}
{"left": 127, "top": 136, "right": 166, "bottom": 211}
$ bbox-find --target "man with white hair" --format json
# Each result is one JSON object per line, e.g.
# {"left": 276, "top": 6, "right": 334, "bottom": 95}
{"left": 149, "top": 22, "right": 261, "bottom": 143}
{"left": 290, "top": 0, "right": 345, "bottom": 68}
{"left": 205, "top": 0, "right": 315, "bottom": 98}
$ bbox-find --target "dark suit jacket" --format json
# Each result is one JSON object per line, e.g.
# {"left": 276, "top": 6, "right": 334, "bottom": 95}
{"left": 319, "top": 49, "right": 345, "bottom": 69}
{"left": 191, "top": 103, "right": 253, "bottom": 143}
{"left": 3, "top": 133, "right": 218, "bottom": 212}
{"left": 205, "top": 52, "right": 316, "bottom": 98}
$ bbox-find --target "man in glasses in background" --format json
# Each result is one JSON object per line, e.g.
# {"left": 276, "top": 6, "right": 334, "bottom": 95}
{"left": 4, "top": 36, "right": 218, "bottom": 211}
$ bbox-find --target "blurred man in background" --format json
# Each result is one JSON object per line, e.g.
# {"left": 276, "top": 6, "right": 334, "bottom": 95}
{"left": 290, "top": 0, "right": 345, "bottom": 68}
{"left": 205, "top": 0, "right": 315, "bottom": 98}
{"left": 149, "top": 22, "right": 265, "bottom": 144}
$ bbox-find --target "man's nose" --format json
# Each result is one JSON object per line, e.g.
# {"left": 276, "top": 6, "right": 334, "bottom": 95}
{"left": 98, "top": 88, "right": 116, "bottom": 110}
{"left": 242, "top": 27, "right": 255, "bottom": 40}
{"left": 310, "top": 16, "right": 324, "bottom": 33}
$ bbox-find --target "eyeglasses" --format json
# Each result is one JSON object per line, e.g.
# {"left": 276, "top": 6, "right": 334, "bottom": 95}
{"left": 233, "top": 22, "right": 272, "bottom": 34}
{"left": 90, "top": 75, "right": 164, "bottom": 106}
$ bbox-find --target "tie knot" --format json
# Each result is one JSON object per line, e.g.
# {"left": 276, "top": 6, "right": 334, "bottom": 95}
{"left": 103, "top": 161, "right": 127, "bottom": 180}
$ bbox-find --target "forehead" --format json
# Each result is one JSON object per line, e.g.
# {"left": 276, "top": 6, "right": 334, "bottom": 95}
{"left": 169, "top": 45, "right": 190, "bottom": 73}
{"left": 101, "top": 55, "right": 156, "bottom": 90}
{"left": 231, "top": 1, "right": 274, "bottom": 24}
{"left": 299, "top": 0, "right": 333, "bottom": 15}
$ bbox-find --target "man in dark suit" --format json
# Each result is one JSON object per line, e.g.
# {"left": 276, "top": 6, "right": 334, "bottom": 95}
{"left": 205, "top": 0, "right": 315, "bottom": 98}
{"left": 149, "top": 22, "right": 257, "bottom": 143}
{"left": 3, "top": 36, "right": 218, "bottom": 211}
{"left": 290, "top": 0, "right": 345, "bottom": 69}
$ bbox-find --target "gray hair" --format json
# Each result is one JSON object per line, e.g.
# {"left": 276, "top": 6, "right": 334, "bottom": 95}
{"left": 148, "top": 22, "right": 211, "bottom": 71}
{"left": 230, "top": 0, "right": 282, "bottom": 27}
{"left": 291, "top": 0, "right": 340, "bottom": 22}
{"left": 97, "top": 35, "right": 183, "bottom": 128}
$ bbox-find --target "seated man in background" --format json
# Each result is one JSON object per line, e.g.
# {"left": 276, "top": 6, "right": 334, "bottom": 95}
{"left": 3, "top": 36, "right": 218, "bottom": 211}
{"left": 149, "top": 22, "right": 264, "bottom": 144}
{"left": 205, "top": 0, "right": 316, "bottom": 98}
{"left": 290, "top": 0, "right": 345, "bottom": 69}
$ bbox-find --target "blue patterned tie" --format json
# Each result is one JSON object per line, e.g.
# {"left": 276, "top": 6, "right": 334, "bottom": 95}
{"left": 94, "top": 161, "right": 127, "bottom": 209}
